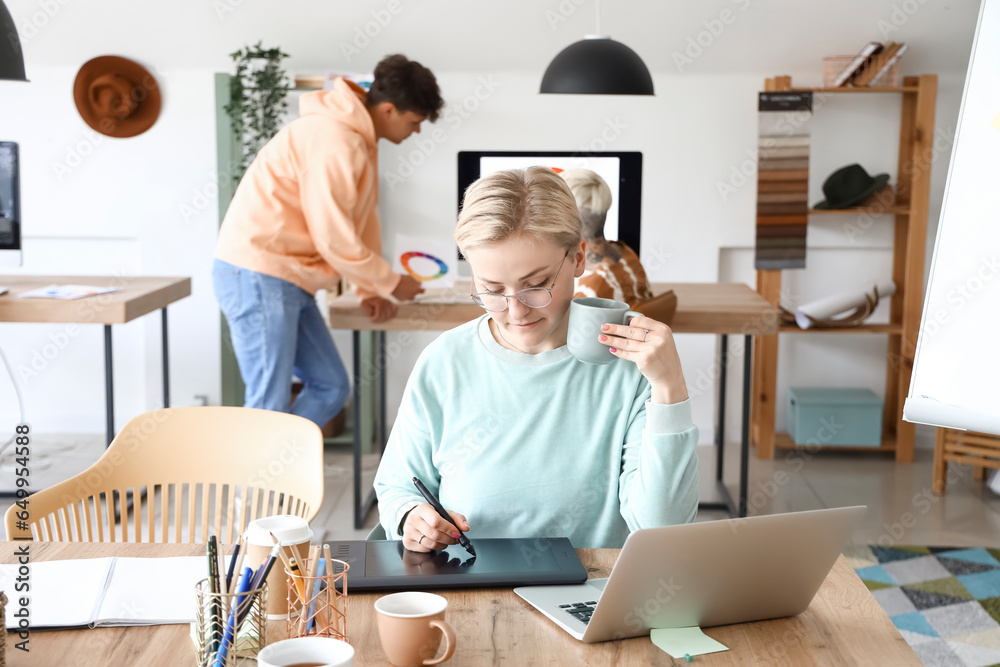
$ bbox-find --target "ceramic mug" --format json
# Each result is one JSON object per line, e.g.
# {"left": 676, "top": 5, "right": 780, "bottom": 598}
{"left": 257, "top": 636, "right": 354, "bottom": 667}
{"left": 244, "top": 515, "right": 313, "bottom": 619}
{"left": 567, "top": 297, "right": 643, "bottom": 365}
{"left": 374, "top": 592, "right": 456, "bottom": 667}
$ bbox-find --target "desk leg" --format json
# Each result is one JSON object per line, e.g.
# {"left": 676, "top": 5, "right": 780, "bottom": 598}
{"left": 378, "top": 331, "right": 386, "bottom": 451}
{"left": 354, "top": 330, "right": 384, "bottom": 530}
{"left": 698, "top": 334, "right": 735, "bottom": 516}
{"left": 353, "top": 330, "right": 363, "bottom": 529}
{"left": 739, "top": 335, "right": 752, "bottom": 517}
{"left": 161, "top": 308, "right": 170, "bottom": 408}
{"left": 104, "top": 325, "right": 114, "bottom": 447}
{"left": 697, "top": 334, "right": 750, "bottom": 518}
{"left": 716, "top": 334, "right": 728, "bottom": 484}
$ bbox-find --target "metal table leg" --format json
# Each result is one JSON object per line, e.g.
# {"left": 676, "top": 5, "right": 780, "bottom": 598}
{"left": 698, "top": 334, "right": 750, "bottom": 518}
{"left": 161, "top": 308, "right": 170, "bottom": 408}
{"left": 739, "top": 334, "right": 752, "bottom": 517}
{"left": 354, "top": 330, "right": 386, "bottom": 529}
{"left": 104, "top": 325, "right": 114, "bottom": 447}
{"left": 353, "top": 331, "right": 363, "bottom": 529}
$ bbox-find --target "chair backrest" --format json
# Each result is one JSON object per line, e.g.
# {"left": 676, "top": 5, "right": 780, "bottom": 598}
{"left": 635, "top": 290, "right": 678, "bottom": 327}
{"left": 5, "top": 407, "right": 324, "bottom": 544}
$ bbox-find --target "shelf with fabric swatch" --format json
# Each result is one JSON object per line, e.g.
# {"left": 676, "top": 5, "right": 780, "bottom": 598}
{"left": 751, "top": 73, "right": 938, "bottom": 464}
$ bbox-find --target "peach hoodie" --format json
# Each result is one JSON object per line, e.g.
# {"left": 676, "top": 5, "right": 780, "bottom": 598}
{"left": 215, "top": 78, "right": 400, "bottom": 298}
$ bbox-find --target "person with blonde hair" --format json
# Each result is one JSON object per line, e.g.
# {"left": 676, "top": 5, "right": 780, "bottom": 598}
{"left": 374, "top": 166, "right": 698, "bottom": 551}
{"left": 560, "top": 168, "right": 653, "bottom": 309}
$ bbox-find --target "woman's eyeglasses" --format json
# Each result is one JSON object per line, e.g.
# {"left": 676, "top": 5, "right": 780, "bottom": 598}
{"left": 470, "top": 251, "right": 569, "bottom": 312}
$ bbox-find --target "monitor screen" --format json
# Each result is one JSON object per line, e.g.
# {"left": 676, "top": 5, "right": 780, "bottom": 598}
{"left": 458, "top": 151, "right": 643, "bottom": 255}
{"left": 0, "top": 142, "right": 21, "bottom": 253}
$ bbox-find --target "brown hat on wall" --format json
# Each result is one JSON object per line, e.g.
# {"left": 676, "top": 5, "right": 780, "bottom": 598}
{"left": 73, "top": 56, "right": 161, "bottom": 138}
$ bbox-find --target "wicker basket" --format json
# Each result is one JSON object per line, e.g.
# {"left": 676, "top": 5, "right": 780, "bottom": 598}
{"left": 823, "top": 55, "right": 900, "bottom": 88}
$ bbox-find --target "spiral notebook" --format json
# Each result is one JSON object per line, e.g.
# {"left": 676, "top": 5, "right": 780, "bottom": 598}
{"left": 0, "top": 556, "right": 208, "bottom": 629}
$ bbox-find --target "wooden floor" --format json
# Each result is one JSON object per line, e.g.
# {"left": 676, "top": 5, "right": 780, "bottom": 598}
{"left": 2, "top": 435, "right": 999, "bottom": 547}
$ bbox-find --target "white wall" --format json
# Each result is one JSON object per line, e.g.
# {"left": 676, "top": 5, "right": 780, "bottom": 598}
{"left": 0, "top": 64, "right": 219, "bottom": 433}
{"left": 0, "top": 0, "right": 980, "bottom": 447}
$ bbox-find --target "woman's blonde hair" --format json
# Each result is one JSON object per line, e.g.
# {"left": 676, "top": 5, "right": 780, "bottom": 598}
{"left": 559, "top": 168, "right": 613, "bottom": 216}
{"left": 455, "top": 166, "right": 582, "bottom": 254}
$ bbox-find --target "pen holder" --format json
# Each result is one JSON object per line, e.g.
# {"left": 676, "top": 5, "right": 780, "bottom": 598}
{"left": 284, "top": 559, "right": 349, "bottom": 641}
{"left": 193, "top": 578, "right": 268, "bottom": 667}
{"left": 1, "top": 590, "right": 7, "bottom": 667}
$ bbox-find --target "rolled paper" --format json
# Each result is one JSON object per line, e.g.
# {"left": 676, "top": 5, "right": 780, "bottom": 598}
{"left": 795, "top": 282, "right": 896, "bottom": 329}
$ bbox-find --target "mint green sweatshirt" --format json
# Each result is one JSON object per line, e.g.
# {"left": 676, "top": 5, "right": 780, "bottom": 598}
{"left": 374, "top": 316, "right": 699, "bottom": 549}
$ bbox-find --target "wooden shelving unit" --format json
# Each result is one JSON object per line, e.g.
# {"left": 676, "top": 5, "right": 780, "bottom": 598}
{"left": 751, "top": 74, "right": 938, "bottom": 463}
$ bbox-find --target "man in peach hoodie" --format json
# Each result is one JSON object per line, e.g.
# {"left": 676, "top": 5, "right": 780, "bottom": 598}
{"left": 213, "top": 54, "right": 443, "bottom": 428}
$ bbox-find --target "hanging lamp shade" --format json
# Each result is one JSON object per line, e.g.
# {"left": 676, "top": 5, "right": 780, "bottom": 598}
{"left": 0, "top": 0, "right": 28, "bottom": 81}
{"left": 540, "top": 37, "right": 653, "bottom": 96}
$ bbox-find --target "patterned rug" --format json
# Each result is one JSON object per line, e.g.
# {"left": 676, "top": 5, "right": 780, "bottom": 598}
{"left": 847, "top": 545, "right": 1000, "bottom": 667}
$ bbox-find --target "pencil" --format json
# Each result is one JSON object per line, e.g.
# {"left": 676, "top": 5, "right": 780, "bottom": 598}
{"left": 304, "top": 545, "right": 321, "bottom": 634}
{"left": 298, "top": 547, "right": 319, "bottom": 636}
{"left": 324, "top": 544, "right": 336, "bottom": 635}
{"left": 271, "top": 532, "right": 308, "bottom": 611}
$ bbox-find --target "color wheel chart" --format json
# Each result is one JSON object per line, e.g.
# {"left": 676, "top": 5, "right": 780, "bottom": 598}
{"left": 400, "top": 251, "right": 449, "bottom": 281}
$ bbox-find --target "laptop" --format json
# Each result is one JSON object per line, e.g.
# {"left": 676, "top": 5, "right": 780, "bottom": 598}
{"left": 513, "top": 505, "right": 866, "bottom": 643}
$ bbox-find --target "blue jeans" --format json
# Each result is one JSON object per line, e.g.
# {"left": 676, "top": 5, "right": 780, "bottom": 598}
{"left": 212, "top": 259, "right": 350, "bottom": 428}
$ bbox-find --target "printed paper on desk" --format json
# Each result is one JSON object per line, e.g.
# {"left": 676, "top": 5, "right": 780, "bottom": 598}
{"left": 17, "top": 284, "right": 121, "bottom": 300}
{"left": 393, "top": 234, "right": 457, "bottom": 289}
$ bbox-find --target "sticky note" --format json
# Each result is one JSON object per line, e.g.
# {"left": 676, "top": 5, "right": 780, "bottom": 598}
{"left": 651, "top": 627, "right": 729, "bottom": 659}
{"left": 991, "top": 112, "right": 1000, "bottom": 132}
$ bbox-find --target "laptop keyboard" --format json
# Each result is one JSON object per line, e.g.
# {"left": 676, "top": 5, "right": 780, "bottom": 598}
{"left": 559, "top": 601, "right": 598, "bottom": 625}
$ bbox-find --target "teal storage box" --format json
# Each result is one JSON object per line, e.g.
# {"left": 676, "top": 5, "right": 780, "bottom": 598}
{"left": 787, "top": 387, "right": 883, "bottom": 447}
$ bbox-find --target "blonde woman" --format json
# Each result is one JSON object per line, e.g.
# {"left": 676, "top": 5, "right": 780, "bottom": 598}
{"left": 373, "top": 167, "right": 697, "bottom": 551}
{"left": 560, "top": 168, "right": 653, "bottom": 310}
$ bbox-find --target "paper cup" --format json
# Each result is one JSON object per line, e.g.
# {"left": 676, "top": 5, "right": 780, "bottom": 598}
{"left": 244, "top": 515, "right": 313, "bottom": 619}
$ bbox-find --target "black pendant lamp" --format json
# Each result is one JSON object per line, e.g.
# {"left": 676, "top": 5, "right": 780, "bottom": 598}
{"left": 540, "top": 0, "right": 653, "bottom": 96}
{"left": 1, "top": 0, "right": 28, "bottom": 81}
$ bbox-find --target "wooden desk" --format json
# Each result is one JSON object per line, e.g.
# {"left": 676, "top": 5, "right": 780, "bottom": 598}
{"left": 327, "top": 282, "right": 776, "bottom": 335}
{"left": 0, "top": 276, "right": 191, "bottom": 446}
{"left": 328, "top": 283, "right": 779, "bottom": 527}
{"left": 3, "top": 542, "right": 917, "bottom": 666}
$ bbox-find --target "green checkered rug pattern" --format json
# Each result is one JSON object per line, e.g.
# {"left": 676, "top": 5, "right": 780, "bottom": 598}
{"left": 847, "top": 545, "right": 1000, "bottom": 667}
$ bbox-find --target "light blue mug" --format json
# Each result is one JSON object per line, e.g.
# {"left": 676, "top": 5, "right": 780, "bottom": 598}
{"left": 567, "top": 297, "right": 643, "bottom": 365}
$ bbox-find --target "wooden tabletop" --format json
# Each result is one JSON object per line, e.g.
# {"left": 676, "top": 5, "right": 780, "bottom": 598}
{"left": 328, "top": 282, "right": 778, "bottom": 335}
{"left": 0, "top": 276, "right": 191, "bottom": 325}
{"left": 2, "top": 542, "right": 915, "bottom": 666}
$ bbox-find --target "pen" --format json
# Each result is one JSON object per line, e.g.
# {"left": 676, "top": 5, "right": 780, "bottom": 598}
{"left": 225, "top": 540, "right": 240, "bottom": 592}
{"left": 412, "top": 476, "right": 476, "bottom": 557}
{"left": 212, "top": 566, "right": 252, "bottom": 667}
{"left": 206, "top": 535, "right": 222, "bottom": 657}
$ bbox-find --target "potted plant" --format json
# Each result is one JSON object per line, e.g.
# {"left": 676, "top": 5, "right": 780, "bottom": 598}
{"left": 224, "top": 42, "right": 291, "bottom": 180}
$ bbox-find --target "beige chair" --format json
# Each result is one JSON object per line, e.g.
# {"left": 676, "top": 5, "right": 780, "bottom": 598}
{"left": 5, "top": 407, "right": 324, "bottom": 544}
{"left": 635, "top": 290, "right": 678, "bottom": 328}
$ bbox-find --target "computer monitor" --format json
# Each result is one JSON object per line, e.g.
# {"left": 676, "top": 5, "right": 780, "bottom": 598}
{"left": 0, "top": 142, "right": 22, "bottom": 268}
{"left": 457, "top": 151, "right": 643, "bottom": 255}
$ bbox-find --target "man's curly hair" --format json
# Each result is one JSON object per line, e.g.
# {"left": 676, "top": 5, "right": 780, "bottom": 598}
{"left": 366, "top": 54, "right": 443, "bottom": 122}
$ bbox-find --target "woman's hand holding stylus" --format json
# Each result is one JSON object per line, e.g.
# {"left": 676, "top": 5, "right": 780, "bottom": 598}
{"left": 402, "top": 503, "right": 471, "bottom": 553}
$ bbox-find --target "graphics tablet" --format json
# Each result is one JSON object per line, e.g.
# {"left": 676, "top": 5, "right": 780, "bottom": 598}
{"left": 326, "top": 537, "right": 586, "bottom": 591}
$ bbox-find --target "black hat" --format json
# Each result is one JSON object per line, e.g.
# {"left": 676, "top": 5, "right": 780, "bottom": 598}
{"left": 813, "top": 164, "right": 890, "bottom": 210}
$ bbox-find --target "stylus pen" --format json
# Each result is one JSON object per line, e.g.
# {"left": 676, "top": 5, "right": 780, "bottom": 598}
{"left": 412, "top": 476, "right": 476, "bottom": 557}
